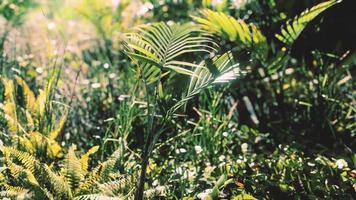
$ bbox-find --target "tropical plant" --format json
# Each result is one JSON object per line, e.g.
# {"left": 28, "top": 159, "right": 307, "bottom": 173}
{"left": 124, "top": 21, "right": 244, "bottom": 199}
{"left": 275, "top": 0, "right": 341, "bottom": 47}
{"left": 1, "top": 72, "right": 66, "bottom": 161}
{"left": 0, "top": 143, "right": 136, "bottom": 199}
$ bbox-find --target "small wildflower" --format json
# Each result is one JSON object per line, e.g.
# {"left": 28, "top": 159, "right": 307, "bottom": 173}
{"left": 335, "top": 159, "right": 348, "bottom": 169}
{"left": 91, "top": 83, "right": 101, "bottom": 89}
{"left": 222, "top": 132, "right": 228, "bottom": 137}
{"left": 36, "top": 67, "right": 44, "bottom": 74}
{"left": 194, "top": 145, "right": 203, "bottom": 154}
{"left": 103, "top": 63, "right": 110, "bottom": 69}
{"left": 47, "top": 22, "right": 56, "bottom": 30}
{"left": 241, "top": 143, "right": 248, "bottom": 153}
{"left": 219, "top": 155, "right": 225, "bottom": 162}
{"left": 175, "top": 148, "right": 187, "bottom": 154}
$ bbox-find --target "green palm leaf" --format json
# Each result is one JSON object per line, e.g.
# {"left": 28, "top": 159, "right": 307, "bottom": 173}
{"left": 169, "top": 52, "right": 245, "bottom": 114}
{"left": 124, "top": 22, "right": 216, "bottom": 84}
{"left": 275, "top": 0, "right": 341, "bottom": 46}
{"left": 192, "top": 9, "right": 267, "bottom": 60}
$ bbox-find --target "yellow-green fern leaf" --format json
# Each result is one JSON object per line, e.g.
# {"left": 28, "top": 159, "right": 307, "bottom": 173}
{"left": 74, "top": 194, "right": 123, "bottom": 200}
{"left": 36, "top": 89, "right": 47, "bottom": 118}
{"left": 15, "top": 76, "right": 36, "bottom": 114}
{"left": 25, "top": 109, "right": 35, "bottom": 131}
{"left": 63, "top": 145, "right": 85, "bottom": 192}
{"left": 41, "top": 164, "right": 73, "bottom": 199}
{"left": 1, "top": 185, "right": 31, "bottom": 199}
{"left": 79, "top": 145, "right": 100, "bottom": 174}
{"left": 48, "top": 111, "right": 68, "bottom": 140}
{"left": 1, "top": 78, "right": 19, "bottom": 134}
{"left": 5, "top": 159, "right": 39, "bottom": 186}
{"left": 2, "top": 147, "right": 37, "bottom": 173}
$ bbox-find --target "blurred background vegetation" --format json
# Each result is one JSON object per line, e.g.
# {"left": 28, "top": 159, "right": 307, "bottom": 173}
{"left": 0, "top": 0, "right": 355, "bottom": 199}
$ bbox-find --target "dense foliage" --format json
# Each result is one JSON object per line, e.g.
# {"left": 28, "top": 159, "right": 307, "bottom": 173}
{"left": 0, "top": 0, "right": 355, "bottom": 199}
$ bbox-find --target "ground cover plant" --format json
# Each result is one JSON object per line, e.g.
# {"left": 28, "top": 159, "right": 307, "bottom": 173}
{"left": 0, "top": 0, "right": 355, "bottom": 199}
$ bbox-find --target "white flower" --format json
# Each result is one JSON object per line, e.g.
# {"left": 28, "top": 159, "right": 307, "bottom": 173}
{"left": 219, "top": 155, "right": 225, "bottom": 162}
{"left": 197, "top": 189, "right": 212, "bottom": 199}
{"left": 47, "top": 22, "right": 56, "bottom": 30}
{"left": 194, "top": 145, "right": 203, "bottom": 154}
{"left": 152, "top": 180, "right": 159, "bottom": 186}
{"left": 222, "top": 132, "right": 228, "bottom": 137}
{"left": 241, "top": 143, "right": 248, "bottom": 153}
{"left": 175, "top": 148, "right": 187, "bottom": 154}
{"left": 156, "top": 185, "right": 166, "bottom": 194}
{"left": 103, "top": 63, "right": 110, "bottom": 69}
{"left": 335, "top": 159, "right": 348, "bottom": 169}
{"left": 109, "top": 73, "right": 116, "bottom": 79}
{"left": 36, "top": 67, "right": 44, "bottom": 74}
{"left": 91, "top": 83, "right": 101, "bottom": 89}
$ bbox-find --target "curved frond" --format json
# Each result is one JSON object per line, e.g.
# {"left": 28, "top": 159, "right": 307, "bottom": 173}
{"left": 79, "top": 145, "right": 100, "bottom": 174}
{"left": 275, "top": 0, "right": 340, "bottom": 46}
{"left": 125, "top": 22, "right": 216, "bottom": 83}
{"left": 169, "top": 52, "right": 245, "bottom": 114}
{"left": 2, "top": 147, "right": 37, "bottom": 173}
{"left": 192, "top": 9, "right": 267, "bottom": 60}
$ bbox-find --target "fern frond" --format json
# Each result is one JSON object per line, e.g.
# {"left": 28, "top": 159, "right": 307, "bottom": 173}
{"left": 192, "top": 9, "right": 267, "bottom": 60}
{"left": 275, "top": 0, "right": 340, "bottom": 46}
{"left": 5, "top": 158, "right": 39, "bottom": 186}
{"left": 62, "top": 145, "right": 86, "bottom": 192}
{"left": 79, "top": 145, "right": 100, "bottom": 174}
{"left": 48, "top": 111, "right": 68, "bottom": 140}
{"left": 96, "top": 148, "right": 123, "bottom": 180}
{"left": 2, "top": 147, "right": 37, "bottom": 173}
{"left": 74, "top": 194, "right": 123, "bottom": 200}
{"left": 1, "top": 78, "right": 19, "bottom": 134}
{"left": 36, "top": 89, "right": 47, "bottom": 119}
{"left": 40, "top": 164, "right": 73, "bottom": 199}
{"left": 0, "top": 185, "right": 31, "bottom": 198}
{"left": 125, "top": 22, "right": 216, "bottom": 83}
{"left": 15, "top": 76, "right": 37, "bottom": 114}
{"left": 17, "top": 132, "right": 62, "bottom": 158}
{"left": 98, "top": 177, "right": 135, "bottom": 196}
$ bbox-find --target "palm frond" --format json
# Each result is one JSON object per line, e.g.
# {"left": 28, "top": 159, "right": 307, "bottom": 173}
{"left": 124, "top": 22, "right": 216, "bottom": 84}
{"left": 169, "top": 52, "right": 244, "bottom": 114}
{"left": 192, "top": 9, "right": 267, "bottom": 60}
{"left": 275, "top": 0, "right": 340, "bottom": 46}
